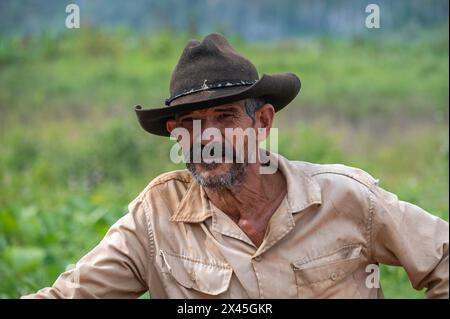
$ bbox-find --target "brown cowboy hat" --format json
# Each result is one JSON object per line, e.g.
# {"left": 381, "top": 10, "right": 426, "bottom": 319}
{"left": 135, "top": 33, "right": 301, "bottom": 136}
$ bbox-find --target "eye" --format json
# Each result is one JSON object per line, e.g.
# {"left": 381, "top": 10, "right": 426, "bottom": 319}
{"left": 217, "top": 114, "right": 233, "bottom": 121}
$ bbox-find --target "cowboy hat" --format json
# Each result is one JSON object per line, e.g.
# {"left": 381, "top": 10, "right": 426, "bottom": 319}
{"left": 135, "top": 33, "right": 301, "bottom": 136}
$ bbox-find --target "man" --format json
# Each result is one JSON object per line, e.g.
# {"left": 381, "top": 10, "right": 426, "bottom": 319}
{"left": 23, "top": 33, "right": 448, "bottom": 299}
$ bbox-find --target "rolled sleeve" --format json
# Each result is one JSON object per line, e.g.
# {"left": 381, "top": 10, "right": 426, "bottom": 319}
{"left": 21, "top": 199, "right": 151, "bottom": 299}
{"left": 369, "top": 184, "right": 449, "bottom": 298}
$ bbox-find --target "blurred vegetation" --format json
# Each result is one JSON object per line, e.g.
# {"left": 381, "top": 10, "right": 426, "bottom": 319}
{"left": 1, "top": 0, "right": 448, "bottom": 40}
{"left": 0, "top": 28, "right": 448, "bottom": 299}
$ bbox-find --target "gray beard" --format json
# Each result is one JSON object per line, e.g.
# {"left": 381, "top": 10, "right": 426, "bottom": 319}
{"left": 186, "top": 161, "right": 247, "bottom": 190}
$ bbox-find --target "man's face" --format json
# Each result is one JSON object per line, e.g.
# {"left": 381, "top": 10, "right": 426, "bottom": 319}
{"left": 166, "top": 100, "right": 263, "bottom": 189}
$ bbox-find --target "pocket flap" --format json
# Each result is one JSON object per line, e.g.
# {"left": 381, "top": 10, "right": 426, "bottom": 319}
{"left": 292, "top": 244, "right": 362, "bottom": 285}
{"left": 160, "top": 250, "right": 232, "bottom": 295}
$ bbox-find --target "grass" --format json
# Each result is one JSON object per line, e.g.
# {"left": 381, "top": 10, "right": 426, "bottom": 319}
{"left": 0, "top": 28, "right": 448, "bottom": 298}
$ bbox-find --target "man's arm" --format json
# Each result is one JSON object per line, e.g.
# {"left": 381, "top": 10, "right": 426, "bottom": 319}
{"left": 369, "top": 183, "right": 449, "bottom": 298}
{"left": 21, "top": 199, "right": 151, "bottom": 299}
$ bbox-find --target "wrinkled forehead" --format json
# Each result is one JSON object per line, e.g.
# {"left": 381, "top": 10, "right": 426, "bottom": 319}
{"left": 176, "top": 100, "right": 246, "bottom": 119}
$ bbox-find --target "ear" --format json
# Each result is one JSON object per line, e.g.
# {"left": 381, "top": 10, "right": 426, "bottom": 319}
{"left": 166, "top": 119, "right": 177, "bottom": 135}
{"left": 255, "top": 103, "right": 275, "bottom": 141}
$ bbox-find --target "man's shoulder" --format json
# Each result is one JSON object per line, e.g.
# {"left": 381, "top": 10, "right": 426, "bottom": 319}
{"left": 287, "top": 160, "right": 379, "bottom": 218}
{"left": 288, "top": 159, "right": 379, "bottom": 190}
{"left": 128, "top": 169, "right": 192, "bottom": 210}
{"left": 148, "top": 169, "right": 192, "bottom": 188}
{"left": 277, "top": 154, "right": 381, "bottom": 211}
{"left": 143, "top": 169, "right": 193, "bottom": 194}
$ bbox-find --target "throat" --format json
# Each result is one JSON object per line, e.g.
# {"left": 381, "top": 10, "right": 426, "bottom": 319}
{"left": 236, "top": 218, "right": 268, "bottom": 247}
{"left": 204, "top": 167, "right": 288, "bottom": 247}
{"left": 227, "top": 190, "right": 287, "bottom": 247}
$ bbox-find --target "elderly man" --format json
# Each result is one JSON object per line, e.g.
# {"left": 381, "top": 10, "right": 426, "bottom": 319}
{"left": 24, "top": 33, "right": 448, "bottom": 299}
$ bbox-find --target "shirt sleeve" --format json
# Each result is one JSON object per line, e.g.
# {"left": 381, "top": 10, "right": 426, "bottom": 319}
{"left": 21, "top": 199, "right": 152, "bottom": 299}
{"left": 369, "top": 183, "right": 449, "bottom": 299}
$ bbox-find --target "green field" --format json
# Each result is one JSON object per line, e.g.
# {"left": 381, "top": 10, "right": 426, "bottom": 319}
{"left": 0, "top": 28, "right": 448, "bottom": 298}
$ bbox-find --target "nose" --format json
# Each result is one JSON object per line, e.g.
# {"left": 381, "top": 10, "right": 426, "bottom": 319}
{"left": 200, "top": 117, "right": 223, "bottom": 145}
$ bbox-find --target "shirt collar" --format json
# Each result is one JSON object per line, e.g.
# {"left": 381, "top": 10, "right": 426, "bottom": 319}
{"left": 169, "top": 178, "right": 214, "bottom": 223}
{"left": 169, "top": 152, "right": 322, "bottom": 223}
{"left": 276, "top": 152, "right": 322, "bottom": 214}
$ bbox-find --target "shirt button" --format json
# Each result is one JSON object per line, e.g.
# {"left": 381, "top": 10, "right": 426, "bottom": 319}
{"left": 254, "top": 256, "right": 262, "bottom": 262}
{"left": 330, "top": 272, "right": 338, "bottom": 281}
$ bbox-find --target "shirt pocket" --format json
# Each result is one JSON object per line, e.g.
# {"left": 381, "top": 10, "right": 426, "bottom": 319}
{"left": 292, "top": 244, "right": 363, "bottom": 298}
{"left": 159, "top": 249, "right": 233, "bottom": 297}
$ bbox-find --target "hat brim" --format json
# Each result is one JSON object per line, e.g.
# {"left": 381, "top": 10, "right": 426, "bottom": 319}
{"left": 135, "top": 73, "right": 301, "bottom": 136}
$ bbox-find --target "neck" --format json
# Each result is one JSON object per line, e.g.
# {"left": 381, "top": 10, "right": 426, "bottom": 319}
{"left": 204, "top": 162, "right": 286, "bottom": 223}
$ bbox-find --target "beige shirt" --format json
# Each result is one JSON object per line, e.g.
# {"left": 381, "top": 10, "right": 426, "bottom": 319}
{"left": 23, "top": 154, "right": 449, "bottom": 299}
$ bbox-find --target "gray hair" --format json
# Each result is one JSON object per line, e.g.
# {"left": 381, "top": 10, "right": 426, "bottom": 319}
{"left": 244, "top": 98, "right": 266, "bottom": 122}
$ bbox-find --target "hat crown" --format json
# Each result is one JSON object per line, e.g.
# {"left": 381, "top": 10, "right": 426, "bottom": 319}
{"left": 168, "top": 33, "right": 259, "bottom": 105}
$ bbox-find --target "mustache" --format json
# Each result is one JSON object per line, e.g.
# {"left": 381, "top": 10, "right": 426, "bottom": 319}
{"left": 184, "top": 142, "right": 243, "bottom": 163}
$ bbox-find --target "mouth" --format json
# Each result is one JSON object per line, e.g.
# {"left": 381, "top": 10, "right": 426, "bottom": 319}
{"left": 187, "top": 143, "right": 238, "bottom": 165}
